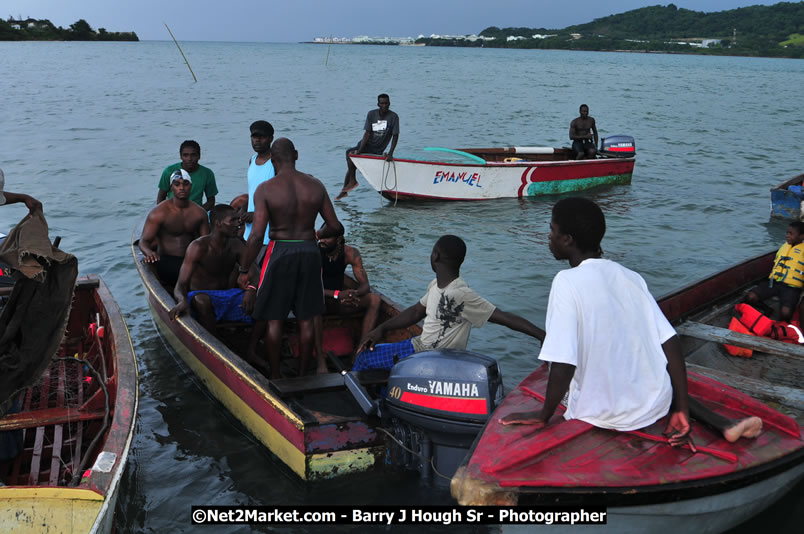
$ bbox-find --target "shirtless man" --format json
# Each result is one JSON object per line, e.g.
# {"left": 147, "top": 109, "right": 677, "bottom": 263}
{"left": 139, "top": 169, "right": 210, "bottom": 286}
{"left": 314, "top": 224, "right": 381, "bottom": 371}
{"left": 569, "top": 104, "right": 598, "bottom": 160}
{"left": 239, "top": 138, "right": 344, "bottom": 379}
{"left": 169, "top": 204, "right": 254, "bottom": 337}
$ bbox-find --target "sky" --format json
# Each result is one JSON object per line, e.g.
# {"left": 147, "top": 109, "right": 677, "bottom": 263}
{"left": 3, "top": 1, "right": 786, "bottom": 42}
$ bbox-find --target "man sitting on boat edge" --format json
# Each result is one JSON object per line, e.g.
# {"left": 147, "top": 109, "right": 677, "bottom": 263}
{"left": 139, "top": 170, "right": 209, "bottom": 287}
{"left": 352, "top": 234, "right": 545, "bottom": 371}
{"left": 336, "top": 93, "right": 399, "bottom": 200}
{"left": 169, "top": 204, "right": 256, "bottom": 338}
{"left": 500, "top": 197, "right": 762, "bottom": 445}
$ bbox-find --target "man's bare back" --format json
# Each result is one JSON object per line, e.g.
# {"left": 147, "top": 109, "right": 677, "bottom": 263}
{"left": 255, "top": 169, "right": 329, "bottom": 242}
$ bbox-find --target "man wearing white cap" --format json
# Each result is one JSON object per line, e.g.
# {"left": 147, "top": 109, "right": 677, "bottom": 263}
{"left": 140, "top": 169, "right": 209, "bottom": 286}
{"left": 0, "top": 169, "right": 42, "bottom": 213}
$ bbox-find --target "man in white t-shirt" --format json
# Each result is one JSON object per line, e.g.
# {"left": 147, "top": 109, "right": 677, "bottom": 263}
{"left": 501, "top": 197, "right": 762, "bottom": 445}
{"left": 352, "top": 235, "right": 544, "bottom": 371}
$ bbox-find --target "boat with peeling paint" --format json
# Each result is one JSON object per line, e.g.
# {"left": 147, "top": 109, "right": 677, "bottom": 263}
{"left": 0, "top": 276, "right": 138, "bottom": 534}
{"left": 452, "top": 251, "right": 804, "bottom": 532}
{"left": 349, "top": 137, "right": 635, "bottom": 201}
{"left": 131, "top": 224, "right": 420, "bottom": 481}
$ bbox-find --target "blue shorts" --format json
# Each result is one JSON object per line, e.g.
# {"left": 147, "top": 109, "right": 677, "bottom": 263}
{"left": 352, "top": 339, "right": 416, "bottom": 371}
{"left": 188, "top": 288, "right": 254, "bottom": 324}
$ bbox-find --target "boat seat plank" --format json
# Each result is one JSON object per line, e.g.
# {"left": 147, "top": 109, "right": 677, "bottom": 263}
{"left": 677, "top": 321, "right": 804, "bottom": 361}
{"left": 271, "top": 370, "right": 390, "bottom": 397}
{"left": 686, "top": 363, "right": 804, "bottom": 412}
{"left": 0, "top": 407, "right": 107, "bottom": 432}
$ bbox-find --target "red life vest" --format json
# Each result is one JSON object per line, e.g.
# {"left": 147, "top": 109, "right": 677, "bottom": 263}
{"left": 728, "top": 303, "right": 804, "bottom": 348}
{"left": 733, "top": 303, "right": 774, "bottom": 337}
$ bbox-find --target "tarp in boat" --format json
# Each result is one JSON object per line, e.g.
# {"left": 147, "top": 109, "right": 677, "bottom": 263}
{"left": 0, "top": 211, "right": 77, "bottom": 417}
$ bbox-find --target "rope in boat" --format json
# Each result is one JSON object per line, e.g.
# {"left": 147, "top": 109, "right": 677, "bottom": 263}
{"left": 380, "top": 159, "right": 399, "bottom": 207}
{"left": 375, "top": 427, "right": 452, "bottom": 482}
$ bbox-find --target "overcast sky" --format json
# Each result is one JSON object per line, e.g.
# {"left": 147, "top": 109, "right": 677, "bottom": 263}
{"left": 3, "top": 1, "right": 784, "bottom": 42}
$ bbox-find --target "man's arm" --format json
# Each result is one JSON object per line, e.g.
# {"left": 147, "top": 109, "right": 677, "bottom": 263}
{"left": 662, "top": 335, "right": 693, "bottom": 446}
{"left": 355, "top": 130, "right": 371, "bottom": 154}
{"left": 138, "top": 211, "right": 162, "bottom": 263}
{"left": 488, "top": 308, "right": 545, "bottom": 344}
{"left": 157, "top": 189, "right": 167, "bottom": 204}
{"left": 317, "top": 190, "right": 344, "bottom": 239}
{"left": 569, "top": 118, "right": 579, "bottom": 140}
{"left": 355, "top": 302, "right": 426, "bottom": 354}
{"left": 2, "top": 191, "right": 42, "bottom": 213}
{"left": 202, "top": 195, "right": 215, "bottom": 212}
{"left": 345, "top": 246, "right": 370, "bottom": 298}
{"left": 591, "top": 119, "right": 599, "bottom": 146}
{"left": 169, "top": 242, "right": 200, "bottom": 320}
{"left": 500, "top": 362, "right": 575, "bottom": 427}
{"left": 385, "top": 134, "right": 399, "bottom": 161}
{"left": 238, "top": 186, "right": 269, "bottom": 289}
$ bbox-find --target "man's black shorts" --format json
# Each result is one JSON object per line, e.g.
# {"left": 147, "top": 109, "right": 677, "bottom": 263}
{"left": 254, "top": 240, "right": 324, "bottom": 321}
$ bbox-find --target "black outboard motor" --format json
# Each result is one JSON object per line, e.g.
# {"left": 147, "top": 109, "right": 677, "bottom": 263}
{"left": 599, "top": 134, "right": 636, "bottom": 158}
{"left": 382, "top": 349, "right": 504, "bottom": 485}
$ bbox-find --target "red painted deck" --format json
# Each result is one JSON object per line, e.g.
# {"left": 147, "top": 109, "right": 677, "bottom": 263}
{"left": 464, "top": 366, "right": 802, "bottom": 490}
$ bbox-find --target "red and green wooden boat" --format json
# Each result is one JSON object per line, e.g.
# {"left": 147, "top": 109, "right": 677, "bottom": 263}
{"left": 453, "top": 251, "right": 803, "bottom": 533}
{"left": 0, "top": 276, "right": 139, "bottom": 533}
{"left": 131, "top": 225, "right": 420, "bottom": 481}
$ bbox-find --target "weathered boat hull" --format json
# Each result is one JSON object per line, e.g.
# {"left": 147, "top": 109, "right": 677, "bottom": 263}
{"left": 0, "top": 276, "right": 139, "bottom": 534}
{"left": 350, "top": 152, "right": 635, "bottom": 201}
{"left": 131, "top": 228, "right": 418, "bottom": 481}
{"left": 502, "top": 462, "right": 804, "bottom": 534}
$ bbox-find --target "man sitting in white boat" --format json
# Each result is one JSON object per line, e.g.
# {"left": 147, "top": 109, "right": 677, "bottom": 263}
{"left": 336, "top": 93, "right": 400, "bottom": 200}
{"left": 352, "top": 235, "right": 545, "bottom": 371}
{"left": 501, "top": 197, "right": 762, "bottom": 445}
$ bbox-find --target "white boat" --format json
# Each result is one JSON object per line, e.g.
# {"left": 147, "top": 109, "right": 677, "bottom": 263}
{"left": 349, "top": 138, "right": 636, "bottom": 201}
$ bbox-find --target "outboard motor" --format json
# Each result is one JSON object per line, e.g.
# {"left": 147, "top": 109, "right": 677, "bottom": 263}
{"left": 599, "top": 135, "right": 636, "bottom": 158}
{"left": 382, "top": 349, "right": 504, "bottom": 485}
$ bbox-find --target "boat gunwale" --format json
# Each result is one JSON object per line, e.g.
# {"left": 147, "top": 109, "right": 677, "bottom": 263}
{"left": 350, "top": 152, "right": 636, "bottom": 168}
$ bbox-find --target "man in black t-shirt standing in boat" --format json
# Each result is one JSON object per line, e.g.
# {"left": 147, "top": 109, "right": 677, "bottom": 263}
{"left": 336, "top": 93, "right": 400, "bottom": 200}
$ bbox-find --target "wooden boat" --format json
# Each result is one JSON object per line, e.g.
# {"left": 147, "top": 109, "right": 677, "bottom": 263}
{"left": 349, "top": 140, "right": 635, "bottom": 201}
{"left": 0, "top": 276, "right": 139, "bottom": 534}
{"left": 770, "top": 173, "right": 804, "bottom": 220}
{"left": 131, "top": 228, "right": 420, "bottom": 481}
{"left": 453, "top": 251, "right": 804, "bottom": 533}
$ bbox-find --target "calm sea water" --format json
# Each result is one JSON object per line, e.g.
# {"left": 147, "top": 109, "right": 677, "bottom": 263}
{"left": 2, "top": 41, "right": 803, "bottom": 532}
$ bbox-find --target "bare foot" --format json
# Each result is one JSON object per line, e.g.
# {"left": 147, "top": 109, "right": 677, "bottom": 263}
{"left": 336, "top": 180, "right": 359, "bottom": 200}
{"left": 723, "top": 416, "right": 763, "bottom": 442}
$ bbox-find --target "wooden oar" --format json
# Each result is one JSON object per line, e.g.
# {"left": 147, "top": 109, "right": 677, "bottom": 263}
{"left": 423, "top": 147, "right": 486, "bottom": 164}
{"left": 520, "top": 386, "right": 737, "bottom": 463}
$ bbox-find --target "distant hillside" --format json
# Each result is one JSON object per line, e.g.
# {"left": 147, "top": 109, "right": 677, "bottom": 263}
{"left": 0, "top": 18, "right": 138, "bottom": 41}
{"left": 417, "top": 2, "right": 804, "bottom": 58}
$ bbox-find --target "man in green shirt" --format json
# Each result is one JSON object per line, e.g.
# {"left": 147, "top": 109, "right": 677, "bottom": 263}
{"left": 157, "top": 140, "right": 218, "bottom": 210}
